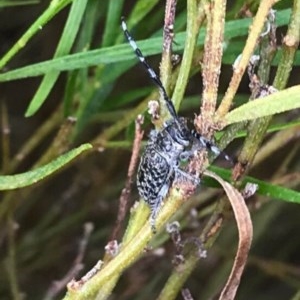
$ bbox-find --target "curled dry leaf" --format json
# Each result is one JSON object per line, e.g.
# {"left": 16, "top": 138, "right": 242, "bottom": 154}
{"left": 204, "top": 170, "right": 253, "bottom": 300}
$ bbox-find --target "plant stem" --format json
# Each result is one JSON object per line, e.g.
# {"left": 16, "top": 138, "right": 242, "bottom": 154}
{"left": 216, "top": 0, "right": 279, "bottom": 118}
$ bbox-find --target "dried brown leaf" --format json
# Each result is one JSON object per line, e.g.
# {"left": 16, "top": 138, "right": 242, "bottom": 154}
{"left": 204, "top": 170, "right": 253, "bottom": 300}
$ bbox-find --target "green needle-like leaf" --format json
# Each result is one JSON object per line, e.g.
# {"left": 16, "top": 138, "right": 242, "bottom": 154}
{"left": 25, "top": 0, "right": 88, "bottom": 117}
{"left": 225, "top": 85, "right": 300, "bottom": 125}
{"left": 0, "top": 9, "right": 291, "bottom": 83}
{"left": 209, "top": 166, "right": 300, "bottom": 204}
{"left": 0, "top": 143, "right": 92, "bottom": 190}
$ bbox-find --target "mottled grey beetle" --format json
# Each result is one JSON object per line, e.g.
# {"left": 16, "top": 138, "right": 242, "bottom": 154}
{"left": 121, "top": 17, "right": 231, "bottom": 232}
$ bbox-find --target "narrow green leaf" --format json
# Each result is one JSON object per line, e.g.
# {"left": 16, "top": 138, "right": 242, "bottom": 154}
{"left": 127, "top": 0, "right": 160, "bottom": 29}
{"left": 25, "top": 0, "right": 88, "bottom": 117}
{"left": 0, "top": 9, "right": 291, "bottom": 82}
{"left": 0, "top": 0, "right": 72, "bottom": 70}
{"left": 0, "top": 143, "right": 92, "bottom": 190}
{"left": 101, "top": 0, "right": 124, "bottom": 47}
{"left": 225, "top": 85, "right": 300, "bottom": 125}
{"left": 0, "top": 0, "right": 38, "bottom": 7}
{"left": 63, "top": 0, "right": 102, "bottom": 116}
{"left": 209, "top": 166, "right": 300, "bottom": 204}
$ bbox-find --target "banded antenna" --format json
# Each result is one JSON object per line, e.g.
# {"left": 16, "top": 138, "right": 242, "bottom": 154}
{"left": 121, "top": 17, "right": 178, "bottom": 120}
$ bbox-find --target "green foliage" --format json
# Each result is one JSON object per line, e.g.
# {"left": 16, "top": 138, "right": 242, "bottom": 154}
{"left": 0, "top": 9, "right": 292, "bottom": 83}
{"left": 225, "top": 85, "right": 300, "bottom": 124}
{"left": 0, "top": 0, "right": 38, "bottom": 7}
{"left": 0, "top": 1, "right": 299, "bottom": 300}
{"left": 0, "top": 144, "right": 92, "bottom": 190}
{"left": 25, "top": 0, "right": 89, "bottom": 116}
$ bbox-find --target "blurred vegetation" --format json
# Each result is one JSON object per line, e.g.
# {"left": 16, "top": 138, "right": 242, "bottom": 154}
{"left": 0, "top": 0, "right": 299, "bottom": 299}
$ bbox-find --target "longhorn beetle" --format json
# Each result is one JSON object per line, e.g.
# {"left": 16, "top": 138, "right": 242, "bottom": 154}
{"left": 121, "top": 17, "right": 231, "bottom": 233}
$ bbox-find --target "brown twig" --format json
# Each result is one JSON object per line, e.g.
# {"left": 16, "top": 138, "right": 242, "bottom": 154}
{"left": 166, "top": 221, "right": 206, "bottom": 266}
{"left": 163, "top": 0, "right": 177, "bottom": 55}
{"left": 216, "top": 0, "right": 279, "bottom": 118}
{"left": 110, "top": 116, "right": 144, "bottom": 242}
{"left": 67, "top": 261, "right": 103, "bottom": 292}
{"left": 160, "top": 0, "right": 177, "bottom": 119}
{"left": 232, "top": 11, "right": 277, "bottom": 181}
{"left": 181, "top": 288, "right": 194, "bottom": 300}
{"left": 198, "top": 0, "right": 226, "bottom": 135}
{"left": 44, "top": 223, "right": 94, "bottom": 300}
